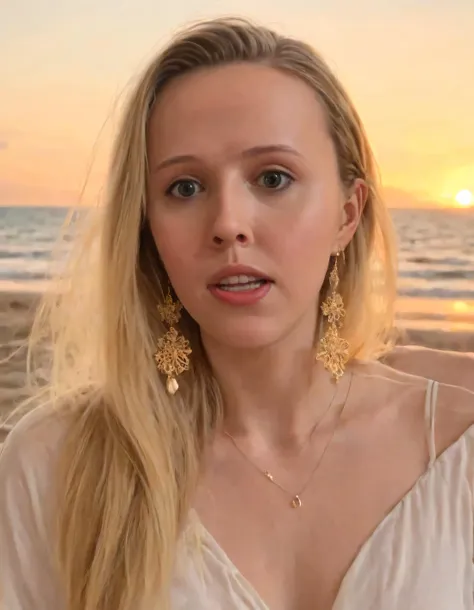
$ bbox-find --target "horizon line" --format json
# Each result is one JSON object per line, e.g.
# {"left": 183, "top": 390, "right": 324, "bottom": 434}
{"left": 1, "top": 203, "right": 472, "bottom": 211}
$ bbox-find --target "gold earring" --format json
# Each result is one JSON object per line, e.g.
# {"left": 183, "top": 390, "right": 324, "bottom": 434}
{"left": 316, "top": 251, "right": 349, "bottom": 382}
{"left": 154, "top": 289, "right": 192, "bottom": 395}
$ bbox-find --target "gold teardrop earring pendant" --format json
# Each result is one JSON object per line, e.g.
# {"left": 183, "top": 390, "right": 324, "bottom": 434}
{"left": 153, "top": 288, "right": 192, "bottom": 395}
{"left": 316, "top": 250, "right": 350, "bottom": 382}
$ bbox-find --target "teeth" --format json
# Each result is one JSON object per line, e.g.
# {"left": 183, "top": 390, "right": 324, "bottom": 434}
{"left": 218, "top": 274, "right": 260, "bottom": 285}
{"left": 218, "top": 281, "right": 264, "bottom": 292}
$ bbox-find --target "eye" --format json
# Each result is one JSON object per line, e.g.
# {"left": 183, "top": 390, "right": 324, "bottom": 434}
{"left": 165, "top": 179, "right": 203, "bottom": 199}
{"left": 256, "top": 170, "right": 294, "bottom": 191}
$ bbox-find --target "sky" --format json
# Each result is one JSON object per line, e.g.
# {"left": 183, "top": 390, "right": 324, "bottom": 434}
{"left": 1, "top": 0, "right": 473, "bottom": 208}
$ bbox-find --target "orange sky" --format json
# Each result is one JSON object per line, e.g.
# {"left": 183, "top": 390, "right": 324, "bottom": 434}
{"left": 1, "top": 1, "right": 473, "bottom": 208}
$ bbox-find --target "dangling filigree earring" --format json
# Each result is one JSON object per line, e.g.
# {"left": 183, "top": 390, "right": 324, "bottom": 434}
{"left": 154, "top": 289, "right": 192, "bottom": 395}
{"left": 316, "top": 250, "right": 349, "bottom": 382}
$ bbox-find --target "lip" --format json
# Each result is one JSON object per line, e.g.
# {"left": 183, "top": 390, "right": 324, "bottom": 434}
{"left": 207, "top": 264, "right": 273, "bottom": 286}
{"left": 208, "top": 281, "right": 272, "bottom": 306}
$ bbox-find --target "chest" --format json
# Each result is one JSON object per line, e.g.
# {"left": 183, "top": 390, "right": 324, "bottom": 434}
{"left": 190, "top": 420, "right": 436, "bottom": 610}
{"left": 175, "top": 448, "right": 473, "bottom": 610}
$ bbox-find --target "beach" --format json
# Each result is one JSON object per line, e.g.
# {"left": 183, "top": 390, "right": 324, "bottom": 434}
{"left": 0, "top": 292, "right": 42, "bottom": 427}
{"left": 1, "top": 290, "right": 474, "bottom": 437}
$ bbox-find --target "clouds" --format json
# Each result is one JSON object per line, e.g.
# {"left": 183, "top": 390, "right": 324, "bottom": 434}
{"left": 0, "top": 140, "right": 8, "bottom": 151}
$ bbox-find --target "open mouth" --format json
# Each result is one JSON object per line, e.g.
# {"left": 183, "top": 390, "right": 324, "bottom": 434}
{"left": 213, "top": 274, "right": 272, "bottom": 292}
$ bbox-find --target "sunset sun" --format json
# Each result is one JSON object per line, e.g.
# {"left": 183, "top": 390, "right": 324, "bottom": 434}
{"left": 455, "top": 189, "right": 473, "bottom": 207}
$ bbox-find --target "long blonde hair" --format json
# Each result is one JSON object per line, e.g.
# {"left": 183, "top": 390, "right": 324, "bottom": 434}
{"left": 27, "top": 17, "right": 397, "bottom": 610}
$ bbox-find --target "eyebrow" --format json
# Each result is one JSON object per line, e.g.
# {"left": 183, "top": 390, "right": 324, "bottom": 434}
{"left": 152, "top": 144, "right": 302, "bottom": 173}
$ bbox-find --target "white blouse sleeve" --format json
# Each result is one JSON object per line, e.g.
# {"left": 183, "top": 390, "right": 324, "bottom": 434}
{"left": 0, "top": 409, "right": 66, "bottom": 609}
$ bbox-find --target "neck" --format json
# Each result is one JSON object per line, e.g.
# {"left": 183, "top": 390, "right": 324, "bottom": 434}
{"left": 201, "top": 314, "right": 339, "bottom": 449}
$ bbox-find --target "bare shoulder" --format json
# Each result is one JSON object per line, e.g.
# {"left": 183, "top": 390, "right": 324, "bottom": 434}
{"left": 433, "top": 380, "right": 474, "bottom": 453}
{"left": 350, "top": 358, "right": 474, "bottom": 456}
{"left": 353, "top": 357, "right": 474, "bottom": 417}
{"left": 380, "top": 346, "right": 474, "bottom": 450}
{"left": 349, "top": 358, "right": 433, "bottom": 426}
{"left": 351, "top": 357, "right": 431, "bottom": 392}
{"left": 383, "top": 345, "right": 474, "bottom": 391}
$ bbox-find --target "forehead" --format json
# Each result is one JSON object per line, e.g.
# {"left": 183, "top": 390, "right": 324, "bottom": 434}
{"left": 147, "top": 63, "right": 332, "bottom": 161}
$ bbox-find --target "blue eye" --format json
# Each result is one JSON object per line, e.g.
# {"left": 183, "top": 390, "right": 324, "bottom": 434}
{"left": 256, "top": 170, "right": 294, "bottom": 191}
{"left": 166, "top": 179, "right": 203, "bottom": 199}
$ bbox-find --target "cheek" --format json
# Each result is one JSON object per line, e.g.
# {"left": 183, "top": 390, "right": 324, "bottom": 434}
{"left": 261, "top": 194, "right": 341, "bottom": 312}
{"left": 282, "top": 224, "right": 333, "bottom": 297}
{"left": 266, "top": 200, "right": 338, "bottom": 273}
{"left": 147, "top": 212, "right": 197, "bottom": 284}
{"left": 288, "top": 216, "right": 333, "bottom": 254}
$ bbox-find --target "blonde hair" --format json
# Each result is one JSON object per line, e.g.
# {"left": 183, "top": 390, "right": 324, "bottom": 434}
{"left": 26, "top": 16, "right": 397, "bottom": 610}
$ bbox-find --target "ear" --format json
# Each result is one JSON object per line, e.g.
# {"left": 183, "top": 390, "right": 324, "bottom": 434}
{"left": 332, "top": 179, "right": 367, "bottom": 252}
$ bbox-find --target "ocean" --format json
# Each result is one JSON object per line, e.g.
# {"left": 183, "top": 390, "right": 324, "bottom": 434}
{"left": 0, "top": 206, "right": 473, "bottom": 332}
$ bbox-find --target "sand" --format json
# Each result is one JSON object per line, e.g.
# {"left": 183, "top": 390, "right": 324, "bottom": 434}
{"left": 0, "top": 292, "right": 44, "bottom": 440}
{"left": 1, "top": 290, "right": 474, "bottom": 442}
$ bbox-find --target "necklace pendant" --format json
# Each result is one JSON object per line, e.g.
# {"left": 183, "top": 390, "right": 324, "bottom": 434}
{"left": 264, "top": 471, "right": 274, "bottom": 481}
{"left": 291, "top": 495, "right": 302, "bottom": 508}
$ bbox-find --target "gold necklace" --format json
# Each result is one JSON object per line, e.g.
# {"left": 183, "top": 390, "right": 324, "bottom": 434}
{"left": 225, "top": 372, "right": 353, "bottom": 508}
{"left": 226, "top": 381, "right": 337, "bottom": 458}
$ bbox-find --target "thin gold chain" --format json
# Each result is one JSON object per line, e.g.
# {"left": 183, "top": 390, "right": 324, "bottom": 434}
{"left": 225, "top": 379, "right": 337, "bottom": 458}
{"left": 224, "top": 372, "right": 353, "bottom": 508}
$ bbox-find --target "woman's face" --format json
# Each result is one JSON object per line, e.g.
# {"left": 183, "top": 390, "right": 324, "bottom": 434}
{"left": 147, "top": 63, "right": 362, "bottom": 349}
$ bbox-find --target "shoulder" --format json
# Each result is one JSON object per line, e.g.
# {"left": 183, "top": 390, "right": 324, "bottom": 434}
{"left": 372, "top": 359, "right": 474, "bottom": 456}
{"left": 351, "top": 357, "right": 431, "bottom": 402}
{"left": 353, "top": 355, "right": 474, "bottom": 406}
{"left": 0, "top": 405, "right": 72, "bottom": 608}
{"left": 382, "top": 345, "right": 474, "bottom": 391}
{"left": 431, "top": 380, "right": 474, "bottom": 455}
{"left": 350, "top": 359, "right": 474, "bottom": 453}
{"left": 0, "top": 404, "right": 70, "bottom": 484}
{"left": 0, "top": 400, "right": 81, "bottom": 533}
{"left": 0, "top": 404, "right": 72, "bottom": 534}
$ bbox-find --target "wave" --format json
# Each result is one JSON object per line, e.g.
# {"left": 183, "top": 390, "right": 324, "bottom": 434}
{"left": 0, "top": 269, "right": 49, "bottom": 281}
{"left": 0, "top": 249, "right": 54, "bottom": 260}
{"left": 397, "top": 311, "right": 474, "bottom": 323}
{"left": 404, "top": 256, "right": 471, "bottom": 267}
{"left": 398, "top": 268, "right": 474, "bottom": 280}
{"left": 398, "top": 287, "right": 474, "bottom": 299}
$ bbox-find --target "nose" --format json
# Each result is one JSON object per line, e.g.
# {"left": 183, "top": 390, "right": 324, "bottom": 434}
{"left": 209, "top": 183, "right": 254, "bottom": 248}
{"left": 213, "top": 232, "right": 248, "bottom": 246}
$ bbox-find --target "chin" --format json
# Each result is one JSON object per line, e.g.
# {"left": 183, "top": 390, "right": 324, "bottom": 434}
{"left": 200, "top": 317, "right": 285, "bottom": 351}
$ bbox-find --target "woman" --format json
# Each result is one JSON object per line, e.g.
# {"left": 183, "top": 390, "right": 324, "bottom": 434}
{"left": 1, "top": 17, "right": 474, "bottom": 610}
